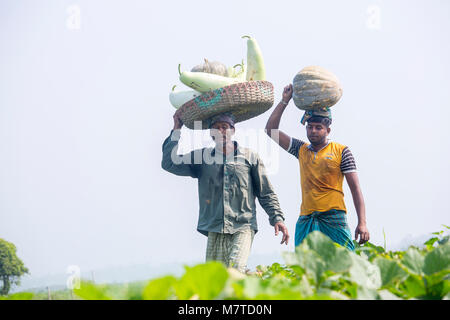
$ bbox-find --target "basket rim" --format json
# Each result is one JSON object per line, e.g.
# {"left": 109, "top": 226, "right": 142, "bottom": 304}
{"left": 176, "top": 80, "right": 274, "bottom": 130}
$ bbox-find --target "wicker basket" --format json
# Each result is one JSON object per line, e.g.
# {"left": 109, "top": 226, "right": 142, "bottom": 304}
{"left": 175, "top": 81, "right": 274, "bottom": 130}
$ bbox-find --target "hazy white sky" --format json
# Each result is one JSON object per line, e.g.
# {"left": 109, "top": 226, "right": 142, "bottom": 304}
{"left": 1, "top": 0, "right": 449, "bottom": 280}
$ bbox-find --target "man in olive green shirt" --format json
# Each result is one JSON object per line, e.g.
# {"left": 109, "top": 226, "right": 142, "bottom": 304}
{"left": 161, "top": 112, "right": 289, "bottom": 273}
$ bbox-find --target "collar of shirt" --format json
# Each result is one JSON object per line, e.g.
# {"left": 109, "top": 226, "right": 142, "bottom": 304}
{"left": 307, "top": 139, "right": 331, "bottom": 153}
{"left": 211, "top": 140, "right": 241, "bottom": 157}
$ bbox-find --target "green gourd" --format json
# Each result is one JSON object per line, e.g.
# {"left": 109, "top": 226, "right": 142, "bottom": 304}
{"left": 242, "top": 35, "right": 266, "bottom": 81}
{"left": 169, "top": 85, "right": 202, "bottom": 109}
{"left": 178, "top": 64, "right": 242, "bottom": 93}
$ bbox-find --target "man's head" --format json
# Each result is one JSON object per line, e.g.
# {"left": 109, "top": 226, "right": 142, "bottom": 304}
{"left": 306, "top": 116, "right": 331, "bottom": 145}
{"left": 300, "top": 107, "right": 332, "bottom": 145}
{"left": 208, "top": 113, "right": 236, "bottom": 145}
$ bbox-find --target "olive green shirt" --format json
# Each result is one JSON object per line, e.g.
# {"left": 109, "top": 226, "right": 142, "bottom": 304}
{"left": 161, "top": 129, "right": 285, "bottom": 236}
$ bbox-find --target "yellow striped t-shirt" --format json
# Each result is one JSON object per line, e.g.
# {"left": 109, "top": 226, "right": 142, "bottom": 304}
{"left": 287, "top": 138, "right": 357, "bottom": 216}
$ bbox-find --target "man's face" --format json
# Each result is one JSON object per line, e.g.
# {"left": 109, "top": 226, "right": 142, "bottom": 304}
{"left": 306, "top": 122, "right": 330, "bottom": 145}
{"left": 210, "top": 121, "right": 235, "bottom": 145}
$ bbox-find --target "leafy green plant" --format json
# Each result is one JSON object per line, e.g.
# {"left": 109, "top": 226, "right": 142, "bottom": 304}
{"left": 4, "top": 227, "right": 449, "bottom": 300}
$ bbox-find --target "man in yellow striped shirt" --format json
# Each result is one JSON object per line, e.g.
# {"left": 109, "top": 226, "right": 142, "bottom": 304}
{"left": 265, "top": 84, "right": 370, "bottom": 250}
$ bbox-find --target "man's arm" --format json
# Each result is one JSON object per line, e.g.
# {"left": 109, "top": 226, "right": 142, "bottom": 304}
{"left": 161, "top": 112, "right": 200, "bottom": 178}
{"left": 264, "top": 84, "right": 293, "bottom": 151}
{"left": 345, "top": 171, "right": 370, "bottom": 244}
{"left": 251, "top": 155, "right": 289, "bottom": 245}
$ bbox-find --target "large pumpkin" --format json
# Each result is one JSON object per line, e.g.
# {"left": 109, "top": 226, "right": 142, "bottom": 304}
{"left": 292, "top": 66, "right": 343, "bottom": 110}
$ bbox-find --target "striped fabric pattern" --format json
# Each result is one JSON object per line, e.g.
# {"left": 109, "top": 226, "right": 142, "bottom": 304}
{"left": 206, "top": 228, "right": 255, "bottom": 273}
{"left": 295, "top": 209, "right": 355, "bottom": 251}
{"left": 340, "top": 147, "right": 357, "bottom": 173}
{"left": 287, "top": 137, "right": 357, "bottom": 173}
{"left": 287, "top": 138, "right": 305, "bottom": 158}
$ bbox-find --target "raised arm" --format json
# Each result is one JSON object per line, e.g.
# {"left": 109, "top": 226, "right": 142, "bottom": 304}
{"left": 264, "top": 84, "right": 293, "bottom": 151}
{"left": 161, "top": 112, "right": 200, "bottom": 178}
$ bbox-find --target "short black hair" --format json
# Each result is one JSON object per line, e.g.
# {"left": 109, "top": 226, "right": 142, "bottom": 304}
{"left": 307, "top": 116, "right": 332, "bottom": 127}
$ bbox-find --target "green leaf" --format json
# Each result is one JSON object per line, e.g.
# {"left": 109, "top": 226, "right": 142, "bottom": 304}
{"left": 295, "top": 231, "right": 352, "bottom": 279}
{"left": 254, "top": 281, "right": 305, "bottom": 300}
{"left": 233, "top": 272, "right": 313, "bottom": 300}
{"left": 423, "top": 243, "right": 450, "bottom": 275}
{"left": 348, "top": 253, "right": 381, "bottom": 289}
{"left": 360, "top": 242, "right": 385, "bottom": 253}
{"left": 424, "top": 237, "right": 439, "bottom": 247}
{"left": 423, "top": 270, "right": 448, "bottom": 287}
{"left": 175, "top": 262, "right": 228, "bottom": 300}
{"left": 355, "top": 242, "right": 385, "bottom": 262}
{"left": 444, "top": 278, "right": 450, "bottom": 296}
{"left": 327, "top": 247, "right": 353, "bottom": 273}
{"left": 227, "top": 267, "right": 247, "bottom": 281}
{"left": 288, "top": 265, "right": 305, "bottom": 278}
{"left": 378, "top": 289, "right": 402, "bottom": 300}
{"left": 125, "top": 282, "right": 147, "bottom": 300}
{"left": 73, "top": 281, "right": 112, "bottom": 300}
{"left": 316, "top": 288, "right": 349, "bottom": 300}
{"left": 230, "top": 281, "right": 245, "bottom": 299}
{"left": 143, "top": 276, "right": 177, "bottom": 300}
{"left": 0, "top": 292, "right": 34, "bottom": 300}
{"left": 423, "top": 274, "right": 449, "bottom": 299}
{"left": 294, "top": 247, "right": 326, "bottom": 285}
{"left": 401, "top": 247, "right": 425, "bottom": 275}
{"left": 356, "top": 286, "right": 379, "bottom": 300}
{"left": 374, "top": 257, "right": 408, "bottom": 287}
{"left": 301, "top": 231, "right": 337, "bottom": 262}
{"left": 400, "top": 274, "right": 426, "bottom": 298}
{"left": 299, "top": 274, "right": 314, "bottom": 297}
{"left": 282, "top": 251, "right": 300, "bottom": 265}
{"left": 253, "top": 290, "right": 303, "bottom": 300}
{"left": 241, "top": 277, "right": 263, "bottom": 298}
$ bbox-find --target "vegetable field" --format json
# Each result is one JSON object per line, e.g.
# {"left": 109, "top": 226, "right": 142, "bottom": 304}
{"left": 2, "top": 227, "right": 449, "bottom": 300}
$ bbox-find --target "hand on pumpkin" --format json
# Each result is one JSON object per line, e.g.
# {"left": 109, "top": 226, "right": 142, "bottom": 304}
{"left": 282, "top": 84, "right": 293, "bottom": 104}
